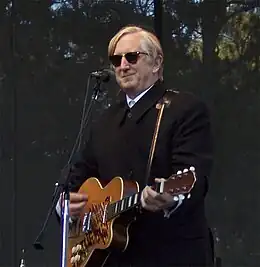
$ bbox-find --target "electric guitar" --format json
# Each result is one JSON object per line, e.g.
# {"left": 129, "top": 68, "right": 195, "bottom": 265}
{"left": 67, "top": 167, "right": 196, "bottom": 267}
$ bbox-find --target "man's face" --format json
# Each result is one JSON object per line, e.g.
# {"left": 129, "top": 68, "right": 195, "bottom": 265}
{"left": 111, "top": 32, "right": 157, "bottom": 98}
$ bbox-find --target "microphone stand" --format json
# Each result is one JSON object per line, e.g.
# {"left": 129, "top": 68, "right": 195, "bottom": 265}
{"left": 33, "top": 75, "right": 105, "bottom": 267}
{"left": 60, "top": 79, "right": 103, "bottom": 267}
{"left": 60, "top": 181, "right": 70, "bottom": 267}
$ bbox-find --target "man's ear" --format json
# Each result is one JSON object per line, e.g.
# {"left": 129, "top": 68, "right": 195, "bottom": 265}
{"left": 152, "top": 55, "right": 163, "bottom": 73}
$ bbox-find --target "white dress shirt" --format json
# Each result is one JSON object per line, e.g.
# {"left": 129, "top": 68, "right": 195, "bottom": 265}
{"left": 126, "top": 86, "right": 152, "bottom": 108}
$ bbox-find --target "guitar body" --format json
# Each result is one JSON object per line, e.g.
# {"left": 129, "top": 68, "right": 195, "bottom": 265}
{"left": 67, "top": 168, "right": 196, "bottom": 267}
{"left": 68, "top": 177, "right": 139, "bottom": 267}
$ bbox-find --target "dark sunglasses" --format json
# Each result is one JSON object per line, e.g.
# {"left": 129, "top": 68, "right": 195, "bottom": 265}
{"left": 109, "top": 51, "right": 148, "bottom": 67}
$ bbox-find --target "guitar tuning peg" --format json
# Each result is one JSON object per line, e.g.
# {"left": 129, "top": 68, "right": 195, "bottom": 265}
{"left": 177, "top": 170, "right": 182, "bottom": 175}
{"left": 187, "top": 193, "right": 191, "bottom": 199}
{"left": 179, "top": 194, "right": 185, "bottom": 200}
{"left": 189, "top": 166, "right": 195, "bottom": 172}
{"left": 183, "top": 168, "right": 188, "bottom": 173}
{"left": 173, "top": 196, "right": 179, "bottom": 201}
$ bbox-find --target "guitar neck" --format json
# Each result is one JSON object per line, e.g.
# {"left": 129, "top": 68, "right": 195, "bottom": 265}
{"left": 106, "top": 179, "right": 172, "bottom": 221}
{"left": 106, "top": 168, "right": 196, "bottom": 221}
{"left": 106, "top": 191, "right": 142, "bottom": 221}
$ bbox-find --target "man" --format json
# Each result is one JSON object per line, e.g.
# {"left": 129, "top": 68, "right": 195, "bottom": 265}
{"left": 59, "top": 25, "right": 214, "bottom": 266}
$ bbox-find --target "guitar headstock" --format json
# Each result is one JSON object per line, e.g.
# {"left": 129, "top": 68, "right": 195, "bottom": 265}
{"left": 157, "top": 167, "right": 196, "bottom": 199}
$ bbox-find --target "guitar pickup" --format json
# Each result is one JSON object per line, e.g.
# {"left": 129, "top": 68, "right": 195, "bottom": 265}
{"left": 82, "top": 212, "right": 92, "bottom": 233}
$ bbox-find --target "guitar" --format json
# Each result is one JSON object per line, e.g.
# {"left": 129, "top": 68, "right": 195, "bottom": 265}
{"left": 67, "top": 167, "right": 196, "bottom": 267}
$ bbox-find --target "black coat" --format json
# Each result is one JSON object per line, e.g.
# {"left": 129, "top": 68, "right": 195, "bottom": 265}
{"left": 69, "top": 80, "right": 214, "bottom": 266}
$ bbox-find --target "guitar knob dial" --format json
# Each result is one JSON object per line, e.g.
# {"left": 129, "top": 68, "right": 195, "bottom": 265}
{"left": 71, "top": 246, "right": 77, "bottom": 254}
{"left": 75, "top": 254, "right": 81, "bottom": 262}
{"left": 70, "top": 256, "right": 75, "bottom": 264}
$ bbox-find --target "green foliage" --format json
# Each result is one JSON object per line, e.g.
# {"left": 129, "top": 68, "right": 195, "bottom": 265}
{"left": 219, "top": 12, "right": 260, "bottom": 63}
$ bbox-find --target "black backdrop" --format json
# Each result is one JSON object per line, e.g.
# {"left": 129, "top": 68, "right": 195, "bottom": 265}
{"left": 1, "top": 1, "right": 260, "bottom": 266}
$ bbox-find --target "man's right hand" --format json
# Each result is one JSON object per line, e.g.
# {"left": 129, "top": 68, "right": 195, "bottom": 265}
{"left": 68, "top": 192, "right": 88, "bottom": 217}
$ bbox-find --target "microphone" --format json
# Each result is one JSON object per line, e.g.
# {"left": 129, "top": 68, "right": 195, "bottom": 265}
{"left": 90, "top": 68, "right": 114, "bottom": 82}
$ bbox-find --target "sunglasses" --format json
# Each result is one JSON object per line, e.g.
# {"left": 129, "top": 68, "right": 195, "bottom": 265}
{"left": 109, "top": 51, "right": 148, "bottom": 67}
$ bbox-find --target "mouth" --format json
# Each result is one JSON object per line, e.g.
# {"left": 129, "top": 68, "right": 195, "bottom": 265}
{"left": 121, "top": 74, "right": 134, "bottom": 78}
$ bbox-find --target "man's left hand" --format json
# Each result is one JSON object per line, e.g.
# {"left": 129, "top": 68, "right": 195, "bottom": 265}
{"left": 141, "top": 178, "right": 176, "bottom": 212}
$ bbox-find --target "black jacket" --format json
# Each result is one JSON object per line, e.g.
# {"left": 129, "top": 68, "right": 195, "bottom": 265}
{"left": 68, "top": 80, "right": 214, "bottom": 266}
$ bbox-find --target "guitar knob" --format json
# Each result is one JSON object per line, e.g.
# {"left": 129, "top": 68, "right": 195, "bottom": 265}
{"left": 75, "top": 254, "right": 81, "bottom": 262}
{"left": 183, "top": 168, "right": 188, "bottom": 173}
{"left": 71, "top": 246, "right": 77, "bottom": 254}
{"left": 70, "top": 256, "right": 75, "bottom": 264}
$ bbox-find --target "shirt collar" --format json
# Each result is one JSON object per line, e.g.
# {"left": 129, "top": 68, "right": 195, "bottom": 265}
{"left": 126, "top": 84, "right": 154, "bottom": 108}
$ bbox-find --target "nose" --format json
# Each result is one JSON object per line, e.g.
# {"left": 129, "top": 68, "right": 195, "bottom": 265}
{"left": 120, "top": 56, "right": 130, "bottom": 69}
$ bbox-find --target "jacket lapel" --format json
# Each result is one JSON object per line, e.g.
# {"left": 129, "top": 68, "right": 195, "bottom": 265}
{"left": 113, "top": 97, "right": 129, "bottom": 127}
{"left": 130, "top": 80, "right": 166, "bottom": 123}
{"left": 114, "top": 80, "right": 167, "bottom": 126}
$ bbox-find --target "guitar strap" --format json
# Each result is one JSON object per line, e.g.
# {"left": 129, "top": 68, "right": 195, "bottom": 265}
{"left": 143, "top": 89, "right": 178, "bottom": 187}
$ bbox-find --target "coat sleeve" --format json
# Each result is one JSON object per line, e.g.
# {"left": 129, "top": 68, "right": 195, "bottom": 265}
{"left": 54, "top": 130, "right": 99, "bottom": 221}
{"left": 170, "top": 95, "right": 213, "bottom": 214}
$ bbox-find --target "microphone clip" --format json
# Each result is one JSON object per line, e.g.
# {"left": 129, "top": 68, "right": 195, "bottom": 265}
{"left": 90, "top": 68, "right": 114, "bottom": 83}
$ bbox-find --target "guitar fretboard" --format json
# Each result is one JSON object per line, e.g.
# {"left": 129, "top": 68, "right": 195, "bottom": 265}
{"left": 106, "top": 192, "right": 141, "bottom": 221}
